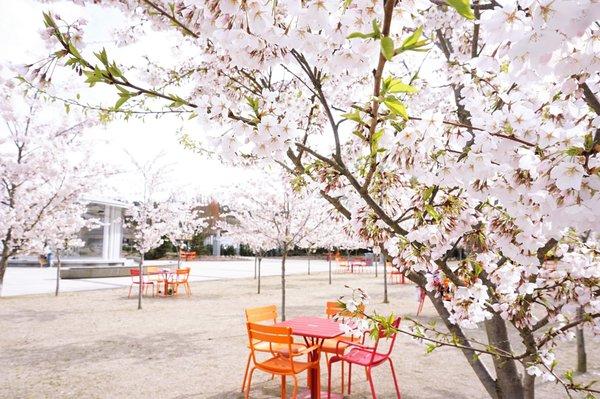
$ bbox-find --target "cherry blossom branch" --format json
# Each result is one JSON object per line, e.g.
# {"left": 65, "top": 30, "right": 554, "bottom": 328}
{"left": 141, "top": 0, "right": 200, "bottom": 38}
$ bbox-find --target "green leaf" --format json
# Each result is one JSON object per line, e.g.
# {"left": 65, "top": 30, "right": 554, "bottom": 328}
{"left": 385, "top": 77, "right": 418, "bottom": 94}
{"left": 371, "top": 129, "right": 384, "bottom": 155}
{"left": 371, "top": 19, "right": 381, "bottom": 38}
{"left": 94, "top": 48, "right": 109, "bottom": 66}
{"left": 401, "top": 26, "right": 423, "bottom": 49}
{"left": 565, "top": 147, "right": 583, "bottom": 156}
{"left": 383, "top": 96, "right": 409, "bottom": 120}
{"left": 342, "top": 110, "right": 363, "bottom": 124}
{"left": 424, "top": 204, "right": 441, "bottom": 221}
{"left": 347, "top": 31, "right": 372, "bottom": 40}
{"left": 425, "top": 343, "right": 437, "bottom": 354}
{"left": 380, "top": 36, "right": 395, "bottom": 61}
{"left": 447, "top": 0, "right": 475, "bottom": 20}
{"left": 114, "top": 95, "right": 129, "bottom": 110}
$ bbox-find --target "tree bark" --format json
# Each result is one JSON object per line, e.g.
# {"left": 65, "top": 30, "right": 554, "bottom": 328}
{"left": 281, "top": 250, "right": 287, "bottom": 321}
{"left": 138, "top": 253, "right": 144, "bottom": 310}
{"left": 254, "top": 256, "right": 257, "bottom": 279}
{"left": 576, "top": 306, "right": 587, "bottom": 374}
{"left": 381, "top": 250, "right": 389, "bottom": 304}
{"left": 328, "top": 252, "right": 332, "bottom": 285}
{"left": 485, "top": 314, "right": 524, "bottom": 399}
{"left": 0, "top": 256, "right": 8, "bottom": 297}
{"left": 427, "top": 291, "right": 500, "bottom": 398}
{"left": 55, "top": 249, "right": 61, "bottom": 296}
{"left": 257, "top": 257, "right": 262, "bottom": 294}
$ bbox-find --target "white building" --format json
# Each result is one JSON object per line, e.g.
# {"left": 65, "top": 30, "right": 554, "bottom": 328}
{"left": 9, "top": 198, "right": 128, "bottom": 267}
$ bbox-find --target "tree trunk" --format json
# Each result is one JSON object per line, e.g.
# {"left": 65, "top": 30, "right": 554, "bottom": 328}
{"left": 281, "top": 250, "right": 287, "bottom": 321}
{"left": 576, "top": 306, "right": 587, "bottom": 374}
{"left": 426, "top": 290, "right": 500, "bottom": 398}
{"left": 0, "top": 256, "right": 8, "bottom": 297}
{"left": 138, "top": 253, "right": 144, "bottom": 310}
{"left": 254, "top": 256, "right": 257, "bottom": 279}
{"left": 257, "top": 257, "right": 262, "bottom": 294}
{"left": 375, "top": 255, "right": 378, "bottom": 277}
{"left": 308, "top": 257, "right": 310, "bottom": 275}
{"left": 485, "top": 314, "right": 524, "bottom": 399}
{"left": 55, "top": 250, "right": 61, "bottom": 296}
{"left": 328, "top": 252, "right": 332, "bottom": 285}
{"left": 177, "top": 247, "right": 181, "bottom": 269}
{"left": 381, "top": 250, "right": 389, "bottom": 304}
{"left": 348, "top": 250, "right": 352, "bottom": 273}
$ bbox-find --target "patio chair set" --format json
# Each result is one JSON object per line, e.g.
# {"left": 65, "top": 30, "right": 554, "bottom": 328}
{"left": 333, "top": 255, "right": 374, "bottom": 274}
{"left": 128, "top": 267, "right": 192, "bottom": 298}
{"left": 242, "top": 303, "right": 402, "bottom": 399}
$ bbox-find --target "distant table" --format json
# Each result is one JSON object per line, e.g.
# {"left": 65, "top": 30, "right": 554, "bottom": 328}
{"left": 277, "top": 316, "right": 343, "bottom": 399}
{"left": 148, "top": 269, "right": 173, "bottom": 296}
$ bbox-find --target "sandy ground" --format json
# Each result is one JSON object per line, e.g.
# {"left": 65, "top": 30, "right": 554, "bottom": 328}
{"left": 1, "top": 268, "right": 598, "bottom": 399}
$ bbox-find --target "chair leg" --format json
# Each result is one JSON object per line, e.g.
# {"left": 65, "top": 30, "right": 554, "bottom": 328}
{"left": 327, "top": 359, "right": 333, "bottom": 399}
{"left": 241, "top": 352, "right": 251, "bottom": 392}
{"left": 281, "top": 375, "right": 286, "bottom": 399}
{"left": 292, "top": 375, "right": 298, "bottom": 399}
{"left": 389, "top": 358, "right": 402, "bottom": 399}
{"left": 245, "top": 367, "right": 256, "bottom": 399}
{"left": 366, "top": 367, "right": 377, "bottom": 399}
{"left": 348, "top": 362, "right": 352, "bottom": 394}
{"left": 128, "top": 285, "right": 132, "bottom": 298}
{"left": 341, "top": 360, "right": 345, "bottom": 395}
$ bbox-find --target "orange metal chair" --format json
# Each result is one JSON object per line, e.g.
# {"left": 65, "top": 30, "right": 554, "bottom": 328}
{"left": 245, "top": 322, "right": 320, "bottom": 399}
{"left": 165, "top": 267, "right": 191, "bottom": 296}
{"left": 128, "top": 268, "right": 155, "bottom": 298}
{"left": 321, "top": 301, "right": 365, "bottom": 395}
{"left": 241, "top": 305, "right": 306, "bottom": 392}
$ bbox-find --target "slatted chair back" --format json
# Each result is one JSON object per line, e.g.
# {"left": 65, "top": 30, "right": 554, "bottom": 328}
{"left": 245, "top": 305, "right": 278, "bottom": 324}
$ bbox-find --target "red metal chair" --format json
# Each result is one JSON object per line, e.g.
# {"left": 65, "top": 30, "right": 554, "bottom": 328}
{"left": 327, "top": 317, "right": 402, "bottom": 399}
{"left": 128, "top": 268, "right": 155, "bottom": 298}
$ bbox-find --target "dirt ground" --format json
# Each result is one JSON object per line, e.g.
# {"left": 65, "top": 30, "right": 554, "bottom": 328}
{"left": 1, "top": 269, "right": 598, "bottom": 399}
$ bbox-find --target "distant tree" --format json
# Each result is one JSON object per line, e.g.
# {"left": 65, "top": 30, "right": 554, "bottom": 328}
{"left": 0, "top": 76, "right": 101, "bottom": 296}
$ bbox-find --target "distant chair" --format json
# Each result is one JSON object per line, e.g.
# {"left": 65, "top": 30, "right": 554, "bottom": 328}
{"left": 327, "top": 317, "right": 402, "bottom": 399}
{"left": 128, "top": 268, "right": 155, "bottom": 298}
{"left": 179, "top": 250, "right": 197, "bottom": 261}
{"left": 166, "top": 267, "right": 191, "bottom": 296}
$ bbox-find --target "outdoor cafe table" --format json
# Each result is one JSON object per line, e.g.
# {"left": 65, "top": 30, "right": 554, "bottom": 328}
{"left": 147, "top": 268, "right": 173, "bottom": 296}
{"left": 276, "top": 316, "right": 343, "bottom": 399}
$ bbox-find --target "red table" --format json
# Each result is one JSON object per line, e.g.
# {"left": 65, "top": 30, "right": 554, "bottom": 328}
{"left": 148, "top": 269, "right": 174, "bottom": 296}
{"left": 277, "top": 316, "right": 343, "bottom": 399}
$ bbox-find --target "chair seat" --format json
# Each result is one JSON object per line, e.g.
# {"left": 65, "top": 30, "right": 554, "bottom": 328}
{"left": 257, "top": 356, "right": 312, "bottom": 374}
{"left": 337, "top": 347, "right": 387, "bottom": 366}
{"left": 249, "top": 340, "right": 306, "bottom": 356}
{"left": 321, "top": 336, "right": 357, "bottom": 355}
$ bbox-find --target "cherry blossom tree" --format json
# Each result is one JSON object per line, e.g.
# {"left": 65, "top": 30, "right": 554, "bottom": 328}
{"left": 223, "top": 174, "right": 331, "bottom": 320}
{"left": 164, "top": 200, "right": 207, "bottom": 268}
{"left": 32, "top": 1, "right": 600, "bottom": 397}
{"left": 0, "top": 74, "right": 100, "bottom": 297}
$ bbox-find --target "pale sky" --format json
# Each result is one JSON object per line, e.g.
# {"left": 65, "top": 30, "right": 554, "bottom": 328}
{"left": 0, "top": 0, "right": 250, "bottom": 202}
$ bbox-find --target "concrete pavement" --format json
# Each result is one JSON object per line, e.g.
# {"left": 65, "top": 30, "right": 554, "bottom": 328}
{"left": 1, "top": 258, "right": 340, "bottom": 297}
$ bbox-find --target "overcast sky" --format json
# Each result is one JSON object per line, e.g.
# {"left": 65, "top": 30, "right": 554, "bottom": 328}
{"left": 0, "top": 0, "right": 250, "bottom": 202}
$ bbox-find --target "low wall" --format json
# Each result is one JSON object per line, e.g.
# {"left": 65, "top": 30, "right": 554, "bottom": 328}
{"left": 60, "top": 264, "right": 178, "bottom": 279}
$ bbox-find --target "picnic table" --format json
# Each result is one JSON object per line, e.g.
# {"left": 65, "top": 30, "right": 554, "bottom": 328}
{"left": 277, "top": 316, "right": 343, "bottom": 399}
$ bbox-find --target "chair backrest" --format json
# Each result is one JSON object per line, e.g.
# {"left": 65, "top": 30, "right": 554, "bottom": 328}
{"left": 130, "top": 268, "right": 144, "bottom": 283}
{"left": 245, "top": 305, "right": 278, "bottom": 324}
{"left": 246, "top": 322, "right": 295, "bottom": 371}
{"left": 325, "top": 301, "right": 344, "bottom": 319}
{"left": 147, "top": 266, "right": 160, "bottom": 274}
{"left": 175, "top": 267, "right": 190, "bottom": 282}
{"left": 369, "top": 316, "right": 402, "bottom": 361}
